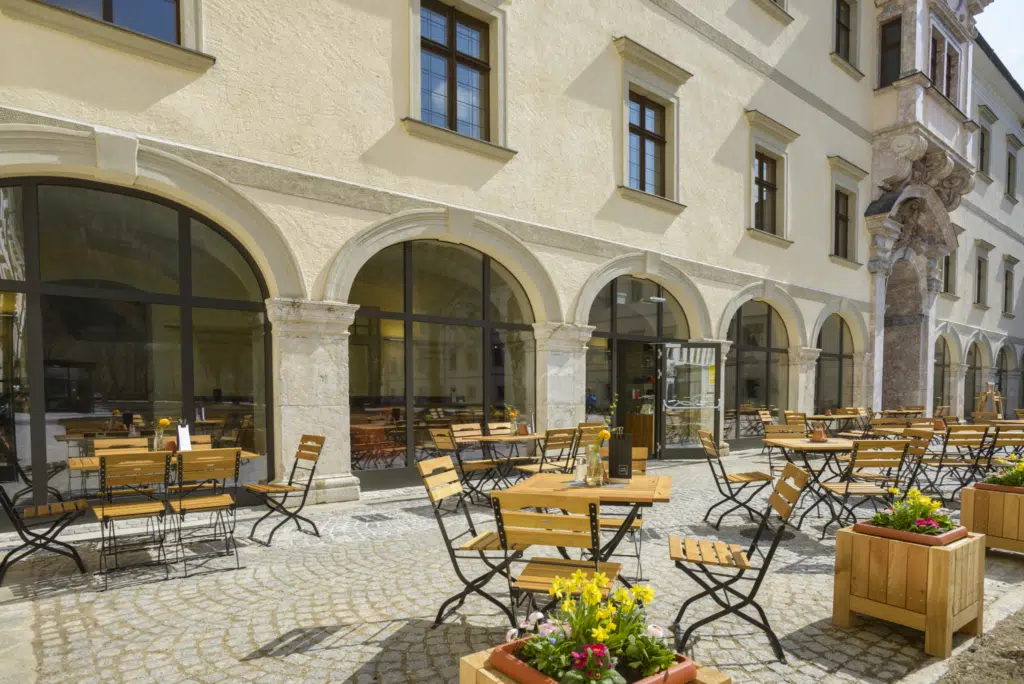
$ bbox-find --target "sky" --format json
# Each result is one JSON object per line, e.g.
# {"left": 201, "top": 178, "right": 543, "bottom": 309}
{"left": 975, "top": 1, "right": 1024, "bottom": 86}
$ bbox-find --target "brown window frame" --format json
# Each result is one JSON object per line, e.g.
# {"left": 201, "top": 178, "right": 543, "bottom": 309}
{"left": 44, "top": 0, "right": 181, "bottom": 44}
{"left": 942, "top": 253, "right": 954, "bottom": 294}
{"left": 1004, "top": 269, "right": 1014, "bottom": 314}
{"left": 627, "top": 92, "right": 668, "bottom": 198}
{"left": 833, "top": 188, "right": 851, "bottom": 259}
{"left": 420, "top": 0, "right": 491, "bottom": 140}
{"left": 835, "top": 0, "right": 852, "bottom": 63}
{"left": 979, "top": 126, "right": 990, "bottom": 175}
{"left": 754, "top": 152, "right": 778, "bottom": 235}
{"left": 879, "top": 18, "right": 902, "bottom": 88}
{"left": 1008, "top": 150, "right": 1018, "bottom": 199}
{"left": 976, "top": 256, "right": 988, "bottom": 305}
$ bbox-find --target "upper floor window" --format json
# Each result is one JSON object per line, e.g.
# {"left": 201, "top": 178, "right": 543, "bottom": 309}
{"left": 879, "top": 18, "right": 902, "bottom": 87}
{"left": 1004, "top": 264, "right": 1015, "bottom": 315}
{"left": 833, "top": 188, "right": 851, "bottom": 259}
{"left": 835, "top": 0, "right": 852, "bottom": 63}
{"left": 976, "top": 254, "right": 989, "bottom": 306}
{"left": 929, "top": 22, "right": 961, "bottom": 105}
{"left": 754, "top": 152, "right": 778, "bottom": 235}
{"left": 420, "top": 0, "right": 490, "bottom": 140}
{"left": 1007, "top": 135, "right": 1021, "bottom": 202}
{"left": 628, "top": 93, "right": 667, "bottom": 197}
{"left": 979, "top": 126, "right": 991, "bottom": 176}
{"left": 43, "top": 0, "right": 179, "bottom": 44}
{"left": 940, "top": 252, "right": 954, "bottom": 294}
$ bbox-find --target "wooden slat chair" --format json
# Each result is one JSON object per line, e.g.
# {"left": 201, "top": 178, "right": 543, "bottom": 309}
{"left": 571, "top": 423, "right": 606, "bottom": 473}
{"left": 417, "top": 456, "right": 522, "bottom": 627}
{"left": 490, "top": 490, "right": 619, "bottom": 623}
{"left": 935, "top": 405, "right": 951, "bottom": 418}
{"left": 866, "top": 417, "right": 907, "bottom": 435}
{"left": 92, "top": 451, "right": 173, "bottom": 588}
{"left": 784, "top": 411, "right": 808, "bottom": 433}
{"left": 11, "top": 458, "right": 67, "bottom": 506}
{"left": 754, "top": 409, "right": 774, "bottom": 435}
{"left": 762, "top": 424, "right": 804, "bottom": 474}
{"left": 972, "top": 411, "right": 999, "bottom": 425}
{"left": 907, "top": 417, "right": 936, "bottom": 427}
{"left": 170, "top": 448, "right": 242, "bottom": 575}
{"left": 905, "top": 405, "right": 926, "bottom": 415}
{"left": 1016, "top": 409, "right": 1024, "bottom": 420}
{"left": 699, "top": 431, "right": 773, "bottom": 529}
{"left": 430, "top": 426, "right": 493, "bottom": 504}
{"left": 914, "top": 425, "right": 989, "bottom": 505}
{"left": 0, "top": 486, "right": 87, "bottom": 586}
{"left": 245, "top": 435, "right": 325, "bottom": 546}
{"left": 515, "top": 428, "right": 577, "bottom": 476}
{"left": 837, "top": 407, "right": 872, "bottom": 439}
{"left": 819, "top": 440, "right": 909, "bottom": 538}
{"left": 669, "top": 463, "right": 811, "bottom": 662}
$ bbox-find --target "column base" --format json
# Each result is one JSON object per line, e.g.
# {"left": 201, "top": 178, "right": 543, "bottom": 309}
{"left": 306, "top": 473, "right": 361, "bottom": 505}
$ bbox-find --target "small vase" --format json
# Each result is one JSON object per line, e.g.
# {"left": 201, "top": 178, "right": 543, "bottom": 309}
{"left": 585, "top": 443, "right": 603, "bottom": 487}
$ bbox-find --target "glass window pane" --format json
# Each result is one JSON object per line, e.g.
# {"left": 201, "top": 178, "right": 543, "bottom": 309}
{"left": 644, "top": 103, "right": 664, "bottom": 136}
{"left": 738, "top": 301, "right": 769, "bottom": 348}
{"left": 664, "top": 344, "right": 716, "bottom": 449}
{"left": 0, "top": 293, "right": 31, "bottom": 499}
{"left": 615, "top": 276, "right": 658, "bottom": 337}
{"left": 585, "top": 338, "right": 612, "bottom": 424}
{"left": 724, "top": 342, "right": 738, "bottom": 438}
{"left": 629, "top": 99, "right": 641, "bottom": 127}
{"left": 739, "top": 350, "right": 769, "bottom": 410}
{"left": 456, "top": 21, "right": 484, "bottom": 59}
{"left": 412, "top": 241, "right": 482, "bottom": 319}
{"left": 0, "top": 186, "right": 26, "bottom": 281}
{"left": 39, "top": 185, "right": 180, "bottom": 294}
{"left": 191, "top": 219, "right": 262, "bottom": 302}
{"left": 491, "top": 328, "right": 535, "bottom": 430}
{"left": 628, "top": 133, "right": 642, "bottom": 190}
{"left": 588, "top": 282, "right": 613, "bottom": 333}
{"left": 421, "top": 5, "right": 448, "bottom": 45}
{"left": 815, "top": 356, "right": 840, "bottom": 412}
{"left": 768, "top": 350, "right": 789, "bottom": 414}
{"left": 819, "top": 315, "right": 842, "bottom": 354}
{"left": 350, "top": 244, "right": 404, "bottom": 314}
{"left": 412, "top": 323, "right": 483, "bottom": 461}
{"left": 421, "top": 50, "right": 449, "bottom": 129}
{"left": 489, "top": 259, "right": 533, "bottom": 324}
{"left": 349, "top": 316, "right": 406, "bottom": 471}
{"left": 662, "top": 292, "right": 689, "bottom": 340}
{"left": 841, "top": 317, "right": 853, "bottom": 352}
{"left": 456, "top": 64, "right": 486, "bottom": 140}
{"left": 42, "top": 0, "right": 102, "bottom": 19}
{"left": 111, "top": 0, "right": 179, "bottom": 44}
{"left": 770, "top": 308, "right": 789, "bottom": 348}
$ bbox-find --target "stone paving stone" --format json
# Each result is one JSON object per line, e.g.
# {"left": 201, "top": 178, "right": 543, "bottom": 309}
{"left": 1, "top": 448, "right": 1022, "bottom": 683}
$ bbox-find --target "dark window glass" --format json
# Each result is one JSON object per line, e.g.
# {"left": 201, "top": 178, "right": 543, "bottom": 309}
{"left": 0, "top": 187, "right": 26, "bottom": 281}
{"left": 489, "top": 260, "right": 534, "bottom": 324}
{"left": 615, "top": 276, "right": 659, "bottom": 337}
{"left": 725, "top": 301, "right": 790, "bottom": 438}
{"left": 349, "top": 316, "right": 407, "bottom": 470}
{"left": 931, "top": 34, "right": 944, "bottom": 86}
{"left": 965, "top": 344, "right": 980, "bottom": 418}
{"left": 815, "top": 315, "right": 854, "bottom": 413}
{"left": 834, "top": 189, "right": 850, "bottom": 259}
{"left": 977, "top": 257, "right": 988, "bottom": 305}
{"left": 880, "top": 18, "right": 902, "bottom": 87}
{"left": 662, "top": 291, "right": 690, "bottom": 340}
{"left": 350, "top": 244, "right": 405, "bottom": 314}
{"left": 627, "top": 93, "right": 667, "bottom": 197}
{"left": 835, "top": 0, "right": 852, "bottom": 62}
{"left": 754, "top": 152, "right": 778, "bottom": 235}
{"left": 945, "top": 46, "right": 960, "bottom": 101}
{"left": 412, "top": 322, "right": 483, "bottom": 457}
{"left": 420, "top": 1, "right": 490, "bottom": 140}
{"left": 933, "top": 337, "right": 949, "bottom": 409}
{"left": 42, "top": 0, "right": 102, "bottom": 20}
{"left": 1008, "top": 152, "right": 1018, "bottom": 199}
{"left": 191, "top": 219, "right": 262, "bottom": 302}
{"left": 1004, "top": 270, "right": 1014, "bottom": 314}
{"left": 45, "top": 0, "right": 179, "bottom": 44}
{"left": 39, "top": 185, "right": 179, "bottom": 294}
{"left": 942, "top": 253, "right": 953, "bottom": 294}
{"left": 979, "top": 127, "right": 989, "bottom": 174}
{"left": 490, "top": 328, "right": 535, "bottom": 430}
{"left": 589, "top": 283, "right": 613, "bottom": 334}
{"left": 411, "top": 241, "right": 483, "bottom": 319}
{"left": 0, "top": 293, "right": 30, "bottom": 491}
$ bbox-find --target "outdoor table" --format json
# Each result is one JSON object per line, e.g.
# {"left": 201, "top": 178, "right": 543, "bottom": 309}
{"left": 67, "top": 451, "right": 262, "bottom": 496}
{"left": 872, "top": 426, "right": 935, "bottom": 437}
{"left": 458, "top": 433, "right": 545, "bottom": 489}
{"left": 762, "top": 437, "right": 854, "bottom": 530}
{"left": 804, "top": 414, "right": 852, "bottom": 436}
{"left": 497, "top": 472, "right": 671, "bottom": 587}
{"left": 988, "top": 420, "right": 1024, "bottom": 426}
{"left": 880, "top": 409, "right": 923, "bottom": 417}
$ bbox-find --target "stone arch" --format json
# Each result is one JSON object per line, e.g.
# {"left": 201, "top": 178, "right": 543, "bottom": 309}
{"left": 321, "top": 208, "right": 564, "bottom": 323}
{"left": 570, "top": 252, "right": 712, "bottom": 339}
{"left": 996, "top": 342, "right": 1019, "bottom": 371}
{"left": 962, "top": 331, "right": 994, "bottom": 368}
{"left": 716, "top": 281, "right": 808, "bottom": 348}
{"left": 933, "top": 323, "right": 963, "bottom": 365}
{"left": 0, "top": 123, "right": 305, "bottom": 298}
{"left": 873, "top": 183, "right": 959, "bottom": 262}
{"left": 810, "top": 301, "right": 869, "bottom": 353}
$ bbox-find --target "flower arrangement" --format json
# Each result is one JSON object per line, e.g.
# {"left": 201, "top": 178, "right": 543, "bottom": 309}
{"left": 158, "top": 418, "right": 171, "bottom": 427}
{"left": 870, "top": 488, "right": 955, "bottom": 536}
{"left": 504, "top": 571, "right": 681, "bottom": 683}
{"left": 985, "top": 456, "right": 1024, "bottom": 488}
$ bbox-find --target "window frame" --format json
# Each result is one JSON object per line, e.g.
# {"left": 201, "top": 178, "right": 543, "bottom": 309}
{"left": 832, "top": 188, "right": 851, "bottom": 259}
{"left": 929, "top": 19, "right": 963, "bottom": 107}
{"left": 627, "top": 92, "right": 668, "bottom": 198}
{"left": 879, "top": 17, "right": 902, "bottom": 88}
{"left": 976, "top": 254, "right": 989, "bottom": 306}
{"left": 753, "top": 151, "right": 779, "bottom": 236}
{"left": 814, "top": 314, "right": 855, "bottom": 414}
{"left": 979, "top": 125, "right": 991, "bottom": 176}
{"left": 834, "top": 0, "right": 853, "bottom": 64}
{"left": 1004, "top": 266, "right": 1014, "bottom": 315}
{"left": 1007, "top": 147, "right": 1019, "bottom": 201}
{"left": 43, "top": 0, "right": 182, "bottom": 45}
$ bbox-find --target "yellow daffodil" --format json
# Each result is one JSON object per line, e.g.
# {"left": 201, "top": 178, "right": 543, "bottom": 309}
{"left": 591, "top": 625, "right": 610, "bottom": 643}
{"left": 561, "top": 598, "right": 576, "bottom": 614}
{"left": 598, "top": 429, "right": 611, "bottom": 442}
{"left": 592, "top": 571, "right": 610, "bottom": 589}
{"left": 612, "top": 588, "right": 631, "bottom": 604}
{"left": 631, "top": 585, "right": 655, "bottom": 605}
{"left": 596, "top": 605, "right": 615, "bottom": 621}
{"left": 887, "top": 487, "right": 901, "bottom": 496}
{"left": 930, "top": 500, "right": 941, "bottom": 511}
{"left": 581, "top": 582, "right": 602, "bottom": 607}
{"left": 158, "top": 418, "right": 171, "bottom": 427}
{"left": 570, "top": 569, "right": 588, "bottom": 592}
{"left": 602, "top": 621, "right": 617, "bottom": 633}
{"left": 549, "top": 577, "right": 569, "bottom": 598}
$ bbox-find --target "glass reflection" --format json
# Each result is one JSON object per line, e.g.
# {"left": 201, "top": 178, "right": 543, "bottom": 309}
{"left": 0, "top": 293, "right": 30, "bottom": 501}
{"left": 491, "top": 328, "right": 535, "bottom": 428}
{"left": 489, "top": 260, "right": 533, "bottom": 325}
{"left": 350, "top": 244, "right": 404, "bottom": 314}
{"left": 349, "top": 316, "right": 406, "bottom": 470}
{"left": 0, "top": 187, "right": 25, "bottom": 281}
{"left": 412, "top": 241, "right": 482, "bottom": 319}
{"left": 725, "top": 301, "right": 790, "bottom": 438}
{"left": 413, "top": 322, "right": 483, "bottom": 460}
{"left": 615, "top": 276, "right": 658, "bottom": 337}
{"left": 191, "top": 219, "right": 262, "bottom": 301}
{"left": 585, "top": 338, "right": 612, "bottom": 424}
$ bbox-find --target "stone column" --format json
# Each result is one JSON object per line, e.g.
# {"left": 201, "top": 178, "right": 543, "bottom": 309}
{"left": 950, "top": 363, "right": 968, "bottom": 420}
{"left": 1006, "top": 371, "right": 1021, "bottom": 418}
{"left": 696, "top": 339, "right": 731, "bottom": 455}
{"left": 793, "top": 347, "right": 821, "bottom": 414}
{"left": 533, "top": 323, "right": 594, "bottom": 432}
{"left": 851, "top": 352, "right": 867, "bottom": 409}
{"left": 866, "top": 271, "right": 888, "bottom": 412}
{"left": 267, "top": 298, "right": 361, "bottom": 504}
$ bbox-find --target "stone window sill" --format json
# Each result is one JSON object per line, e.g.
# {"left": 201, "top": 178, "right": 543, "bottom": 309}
{"left": 830, "top": 53, "right": 865, "bottom": 82}
{"left": 1004, "top": 193, "right": 1019, "bottom": 205}
{"left": 616, "top": 186, "right": 686, "bottom": 214}
{"left": 973, "top": 303, "right": 990, "bottom": 311}
{"left": 1003, "top": 312, "right": 1016, "bottom": 319}
{"left": 0, "top": 0, "right": 215, "bottom": 72}
{"left": 401, "top": 118, "right": 517, "bottom": 162}
{"left": 829, "top": 254, "right": 862, "bottom": 270}
{"left": 939, "top": 292, "right": 959, "bottom": 301}
{"left": 976, "top": 170, "right": 993, "bottom": 185}
{"left": 746, "top": 227, "right": 793, "bottom": 248}
{"left": 750, "top": 0, "right": 793, "bottom": 24}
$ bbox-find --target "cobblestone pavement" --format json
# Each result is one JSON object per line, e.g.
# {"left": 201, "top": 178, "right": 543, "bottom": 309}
{"left": 1, "top": 449, "right": 1023, "bottom": 684}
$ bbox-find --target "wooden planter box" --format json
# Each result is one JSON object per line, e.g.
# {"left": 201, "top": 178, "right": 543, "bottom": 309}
{"left": 962, "top": 485, "right": 1024, "bottom": 554}
{"left": 458, "top": 649, "right": 731, "bottom": 684}
{"left": 833, "top": 526, "right": 985, "bottom": 658}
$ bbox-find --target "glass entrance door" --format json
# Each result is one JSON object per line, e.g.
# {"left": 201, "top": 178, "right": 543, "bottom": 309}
{"left": 615, "top": 341, "right": 658, "bottom": 459}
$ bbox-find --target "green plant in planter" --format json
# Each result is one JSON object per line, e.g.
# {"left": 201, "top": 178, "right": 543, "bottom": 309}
{"left": 870, "top": 488, "right": 955, "bottom": 535}
{"left": 986, "top": 456, "right": 1024, "bottom": 487}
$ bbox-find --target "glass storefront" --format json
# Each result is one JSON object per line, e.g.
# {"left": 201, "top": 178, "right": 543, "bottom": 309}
{"left": 964, "top": 343, "right": 980, "bottom": 419}
{"left": 996, "top": 348, "right": 1010, "bottom": 417}
{"left": 724, "top": 301, "right": 790, "bottom": 438}
{"left": 0, "top": 179, "right": 270, "bottom": 503}
{"left": 584, "top": 276, "right": 717, "bottom": 457}
{"left": 348, "top": 240, "right": 535, "bottom": 483}
{"left": 933, "top": 337, "right": 950, "bottom": 411}
{"left": 814, "top": 314, "right": 854, "bottom": 413}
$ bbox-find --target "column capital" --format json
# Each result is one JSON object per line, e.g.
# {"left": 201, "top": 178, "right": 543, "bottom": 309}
{"left": 794, "top": 346, "right": 821, "bottom": 367}
{"left": 532, "top": 323, "right": 594, "bottom": 352}
{"left": 266, "top": 298, "right": 359, "bottom": 337}
{"left": 695, "top": 338, "right": 732, "bottom": 356}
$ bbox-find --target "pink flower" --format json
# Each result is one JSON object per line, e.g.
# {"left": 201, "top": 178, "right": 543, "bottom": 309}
{"left": 538, "top": 621, "right": 558, "bottom": 637}
{"left": 505, "top": 628, "right": 517, "bottom": 642}
{"left": 587, "top": 643, "right": 609, "bottom": 657}
{"left": 915, "top": 519, "right": 927, "bottom": 527}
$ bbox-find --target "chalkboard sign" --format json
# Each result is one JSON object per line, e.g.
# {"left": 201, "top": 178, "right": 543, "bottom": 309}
{"left": 608, "top": 433, "right": 633, "bottom": 484}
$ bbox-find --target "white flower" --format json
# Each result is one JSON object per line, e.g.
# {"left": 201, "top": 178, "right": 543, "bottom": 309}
{"left": 528, "top": 611, "right": 545, "bottom": 626}
{"left": 538, "top": 621, "right": 558, "bottom": 636}
{"left": 647, "top": 624, "right": 665, "bottom": 640}
{"left": 562, "top": 624, "right": 572, "bottom": 638}
{"left": 505, "top": 628, "right": 518, "bottom": 642}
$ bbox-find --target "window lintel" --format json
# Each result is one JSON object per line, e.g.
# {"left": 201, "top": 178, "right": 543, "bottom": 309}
{"left": 828, "top": 155, "right": 869, "bottom": 182}
{"left": 614, "top": 37, "right": 693, "bottom": 89}
{"left": 745, "top": 110, "right": 799, "bottom": 145}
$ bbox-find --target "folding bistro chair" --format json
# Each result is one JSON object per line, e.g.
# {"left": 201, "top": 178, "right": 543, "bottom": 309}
{"left": 169, "top": 448, "right": 242, "bottom": 575}
{"left": 755, "top": 409, "right": 774, "bottom": 435}
{"left": 245, "top": 435, "right": 325, "bottom": 546}
{"left": 914, "top": 424, "right": 988, "bottom": 505}
{"left": 0, "top": 486, "right": 87, "bottom": 586}
{"left": 514, "top": 428, "right": 577, "bottom": 476}
{"left": 572, "top": 423, "right": 606, "bottom": 472}
{"left": 819, "top": 440, "right": 909, "bottom": 538}
{"left": 430, "top": 426, "right": 493, "bottom": 504}
{"left": 418, "top": 456, "right": 524, "bottom": 627}
{"left": 762, "top": 424, "right": 804, "bottom": 473}
{"left": 491, "top": 490, "right": 620, "bottom": 624}
{"left": 699, "top": 431, "right": 773, "bottom": 529}
{"left": 669, "top": 463, "right": 810, "bottom": 662}
{"left": 784, "top": 411, "right": 809, "bottom": 434}
{"left": 599, "top": 446, "right": 650, "bottom": 581}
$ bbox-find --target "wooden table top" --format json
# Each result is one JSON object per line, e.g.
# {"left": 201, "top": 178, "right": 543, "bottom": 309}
{"left": 804, "top": 414, "right": 849, "bottom": 421}
{"left": 499, "top": 472, "right": 671, "bottom": 504}
{"left": 880, "top": 409, "right": 924, "bottom": 415}
{"left": 457, "top": 433, "right": 544, "bottom": 444}
{"left": 68, "top": 451, "right": 261, "bottom": 472}
{"left": 989, "top": 420, "right": 1024, "bottom": 426}
{"left": 762, "top": 437, "right": 855, "bottom": 452}
{"left": 871, "top": 427, "right": 929, "bottom": 436}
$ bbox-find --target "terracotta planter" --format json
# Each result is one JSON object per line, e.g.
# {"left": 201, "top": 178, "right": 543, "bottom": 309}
{"left": 962, "top": 485, "right": 1024, "bottom": 554}
{"left": 851, "top": 522, "right": 968, "bottom": 546}
{"left": 975, "top": 482, "right": 1024, "bottom": 494}
{"left": 489, "top": 639, "right": 698, "bottom": 684}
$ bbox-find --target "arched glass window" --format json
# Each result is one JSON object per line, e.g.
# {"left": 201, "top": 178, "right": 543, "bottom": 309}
{"left": 0, "top": 179, "right": 270, "bottom": 500}
{"left": 815, "top": 315, "right": 854, "bottom": 413}
{"left": 725, "top": 301, "right": 789, "bottom": 438}
{"left": 933, "top": 337, "right": 951, "bottom": 411}
{"left": 997, "top": 348, "right": 1010, "bottom": 417}
{"left": 965, "top": 343, "right": 981, "bottom": 419}
{"left": 348, "top": 240, "right": 535, "bottom": 479}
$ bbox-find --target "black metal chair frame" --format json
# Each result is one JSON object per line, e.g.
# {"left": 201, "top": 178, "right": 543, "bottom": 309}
{"left": 700, "top": 434, "right": 771, "bottom": 529}
{"left": 171, "top": 449, "right": 242, "bottom": 576}
{"left": 0, "top": 487, "right": 86, "bottom": 586}
{"left": 818, "top": 440, "right": 909, "bottom": 538}
{"left": 12, "top": 459, "right": 67, "bottom": 506}
{"left": 247, "top": 446, "right": 321, "bottom": 546}
{"left": 911, "top": 426, "right": 989, "bottom": 505}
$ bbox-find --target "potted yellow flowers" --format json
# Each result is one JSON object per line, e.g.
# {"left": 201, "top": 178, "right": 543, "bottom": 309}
{"left": 490, "top": 571, "right": 696, "bottom": 683}
{"left": 852, "top": 487, "right": 966, "bottom": 546}
{"left": 962, "top": 455, "right": 1024, "bottom": 554}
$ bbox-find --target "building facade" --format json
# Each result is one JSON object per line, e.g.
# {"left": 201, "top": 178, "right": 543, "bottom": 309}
{"left": 0, "top": 0, "right": 1019, "bottom": 501}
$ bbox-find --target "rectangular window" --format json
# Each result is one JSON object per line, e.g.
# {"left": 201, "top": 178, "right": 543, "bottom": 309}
{"left": 627, "top": 92, "right": 667, "bottom": 197}
{"left": 835, "top": 0, "right": 852, "bottom": 62}
{"left": 43, "top": 0, "right": 180, "bottom": 44}
{"left": 1008, "top": 151, "right": 1018, "bottom": 199}
{"left": 420, "top": 0, "right": 490, "bottom": 140}
{"left": 976, "top": 256, "right": 988, "bottom": 305}
{"left": 1004, "top": 269, "right": 1014, "bottom": 314}
{"left": 930, "top": 25, "right": 961, "bottom": 105}
{"left": 979, "top": 126, "right": 990, "bottom": 175}
{"left": 879, "top": 18, "right": 902, "bottom": 87}
{"left": 754, "top": 152, "right": 778, "bottom": 235}
{"left": 941, "top": 253, "right": 953, "bottom": 294}
{"left": 833, "top": 188, "right": 850, "bottom": 258}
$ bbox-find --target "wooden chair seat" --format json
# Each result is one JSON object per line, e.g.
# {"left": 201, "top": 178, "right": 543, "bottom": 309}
{"left": 515, "top": 460, "right": 570, "bottom": 475}
{"left": 459, "top": 530, "right": 530, "bottom": 552}
{"left": 459, "top": 461, "right": 494, "bottom": 473}
{"left": 92, "top": 501, "right": 166, "bottom": 522}
{"left": 22, "top": 499, "right": 89, "bottom": 519}
{"left": 598, "top": 517, "right": 643, "bottom": 531}
{"left": 850, "top": 473, "right": 897, "bottom": 481}
{"left": 513, "top": 558, "right": 621, "bottom": 593}
{"left": 725, "top": 471, "right": 773, "bottom": 484}
{"left": 669, "top": 535, "right": 752, "bottom": 570}
{"left": 167, "top": 483, "right": 216, "bottom": 492}
{"left": 917, "top": 459, "right": 976, "bottom": 467}
{"left": 244, "top": 483, "right": 301, "bottom": 494}
{"left": 821, "top": 482, "right": 888, "bottom": 496}
{"left": 168, "top": 494, "right": 234, "bottom": 514}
